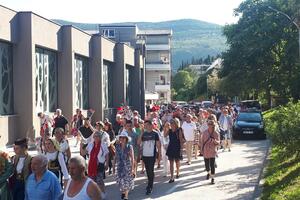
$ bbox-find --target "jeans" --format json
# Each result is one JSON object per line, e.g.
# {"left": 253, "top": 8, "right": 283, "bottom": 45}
{"left": 204, "top": 157, "right": 216, "bottom": 175}
{"left": 142, "top": 156, "right": 156, "bottom": 189}
{"left": 13, "top": 179, "right": 25, "bottom": 200}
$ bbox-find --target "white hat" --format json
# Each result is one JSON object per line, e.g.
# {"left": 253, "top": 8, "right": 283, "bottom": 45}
{"left": 117, "top": 130, "right": 131, "bottom": 142}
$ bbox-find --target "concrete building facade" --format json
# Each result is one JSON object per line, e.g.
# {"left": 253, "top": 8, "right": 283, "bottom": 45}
{"left": 0, "top": 5, "right": 145, "bottom": 146}
{"left": 138, "top": 30, "right": 172, "bottom": 104}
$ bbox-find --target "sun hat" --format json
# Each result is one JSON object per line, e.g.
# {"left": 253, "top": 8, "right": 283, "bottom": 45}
{"left": 117, "top": 130, "right": 131, "bottom": 142}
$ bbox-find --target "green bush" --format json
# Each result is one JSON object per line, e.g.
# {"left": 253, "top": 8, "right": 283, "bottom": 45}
{"left": 264, "top": 101, "right": 300, "bottom": 156}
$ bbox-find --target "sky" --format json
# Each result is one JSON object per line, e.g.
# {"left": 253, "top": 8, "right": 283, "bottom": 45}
{"left": 0, "top": 0, "right": 244, "bottom": 25}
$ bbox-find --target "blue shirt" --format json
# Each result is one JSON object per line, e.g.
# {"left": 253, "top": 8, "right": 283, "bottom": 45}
{"left": 25, "top": 170, "right": 62, "bottom": 200}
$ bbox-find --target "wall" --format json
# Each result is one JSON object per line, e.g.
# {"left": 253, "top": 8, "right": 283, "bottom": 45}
{"left": 0, "top": 6, "right": 17, "bottom": 42}
{"left": 99, "top": 26, "right": 137, "bottom": 47}
{"left": 0, "top": 6, "right": 145, "bottom": 145}
{"left": 145, "top": 70, "right": 170, "bottom": 91}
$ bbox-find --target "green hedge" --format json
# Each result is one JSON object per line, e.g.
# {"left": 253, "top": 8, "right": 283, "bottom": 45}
{"left": 264, "top": 101, "right": 300, "bottom": 156}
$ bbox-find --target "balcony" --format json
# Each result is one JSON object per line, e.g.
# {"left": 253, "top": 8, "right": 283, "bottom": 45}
{"left": 146, "top": 44, "right": 170, "bottom": 51}
{"left": 155, "top": 83, "right": 171, "bottom": 92}
{"left": 145, "top": 63, "right": 171, "bottom": 71}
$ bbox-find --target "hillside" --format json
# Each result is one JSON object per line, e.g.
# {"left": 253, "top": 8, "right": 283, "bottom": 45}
{"left": 53, "top": 19, "right": 227, "bottom": 71}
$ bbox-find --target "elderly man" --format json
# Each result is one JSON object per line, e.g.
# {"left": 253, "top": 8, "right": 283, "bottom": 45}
{"left": 25, "top": 154, "right": 62, "bottom": 200}
{"left": 182, "top": 114, "right": 197, "bottom": 165}
{"left": 63, "top": 156, "right": 102, "bottom": 200}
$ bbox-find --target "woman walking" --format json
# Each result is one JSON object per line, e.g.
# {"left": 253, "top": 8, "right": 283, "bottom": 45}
{"left": 160, "top": 122, "right": 170, "bottom": 177}
{"left": 104, "top": 122, "right": 116, "bottom": 175}
{"left": 82, "top": 131, "right": 109, "bottom": 199}
{"left": 201, "top": 120, "right": 220, "bottom": 184}
{"left": 165, "top": 118, "right": 185, "bottom": 183}
{"left": 44, "top": 138, "right": 70, "bottom": 186}
{"left": 113, "top": 131, "right": 135, "bottom": 200}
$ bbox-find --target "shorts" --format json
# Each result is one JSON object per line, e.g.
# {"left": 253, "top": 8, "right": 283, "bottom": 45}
{"left": 221, "top": 130, "right": 231, "bottom": 140}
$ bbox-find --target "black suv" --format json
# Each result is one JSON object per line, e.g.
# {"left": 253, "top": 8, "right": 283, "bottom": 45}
{"left": 232, "top": 111, "right": 266, "bottom": 139}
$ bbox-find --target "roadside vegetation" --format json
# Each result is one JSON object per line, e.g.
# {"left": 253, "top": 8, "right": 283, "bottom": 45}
{"left": 262, "top": 101, "right": 300, "bottom": 199}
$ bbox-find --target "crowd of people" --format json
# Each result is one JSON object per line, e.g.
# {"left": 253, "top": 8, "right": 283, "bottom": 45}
{"left": 0, "top": 103, "right": 238, "bottom": 200}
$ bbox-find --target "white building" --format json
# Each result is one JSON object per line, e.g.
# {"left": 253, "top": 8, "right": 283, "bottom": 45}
{"left": 138, "top": 30, "right": 172, "bottom": 103}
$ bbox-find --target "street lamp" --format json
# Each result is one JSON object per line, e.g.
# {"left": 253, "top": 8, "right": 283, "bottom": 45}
{"left": 268, "top": 6, "right": 300, "bottom": 60}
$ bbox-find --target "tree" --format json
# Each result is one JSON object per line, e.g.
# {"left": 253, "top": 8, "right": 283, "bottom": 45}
{"left": 220, "top": 0, "right": 300, "bottom": 106}
{"left": 172, "top": 70, "right": 196, "bottom": 101}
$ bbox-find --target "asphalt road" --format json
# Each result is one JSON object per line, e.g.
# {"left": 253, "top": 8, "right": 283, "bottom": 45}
{"left": 104, "top": 139, "right": 270, "bottom": 200}
{"left": 2, "top": 138, "right": 270, "bottom": 200}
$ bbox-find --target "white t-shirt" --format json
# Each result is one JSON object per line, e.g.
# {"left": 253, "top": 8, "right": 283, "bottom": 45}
{"left": 182, "top": 121, "right": 197, "bottom": 141}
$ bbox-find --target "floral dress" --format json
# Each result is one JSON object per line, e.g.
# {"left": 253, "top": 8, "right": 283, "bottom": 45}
{"left": 115, "top": 144, "right": 134, "bottom": 192}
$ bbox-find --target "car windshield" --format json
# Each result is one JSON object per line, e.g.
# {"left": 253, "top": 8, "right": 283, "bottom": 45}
{"left": 241, "top": 101, "right": 261, "bottom": 110}
{"left": 237, "top": 112, "right": 262, "bottom": 122}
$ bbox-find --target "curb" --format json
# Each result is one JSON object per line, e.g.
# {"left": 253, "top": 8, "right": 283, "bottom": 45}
{"left": 252, "top": 139, "right": 272, "bottom": 200}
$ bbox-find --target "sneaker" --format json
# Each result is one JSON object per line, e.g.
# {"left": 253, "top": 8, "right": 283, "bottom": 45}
{"left": 176, "top": 174, "right": 180, "bottom": 179}
{"left": 146, "top": 187, "right": 152, "bottom": 195}
{"left": 168, "top": 179, "right": 175, "bottom": 183}
{"left": 211, "top": 178, "right": 215, "bottom": 184}
{"left": 206, "top": 174, "right": 210, "bottom": 180}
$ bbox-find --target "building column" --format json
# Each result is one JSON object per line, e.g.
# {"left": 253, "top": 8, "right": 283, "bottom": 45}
{"left": 89, "top": 35, "right": 103, "bottom": 121}
{"left": 112, "top": 43, "right": 126, "bottom": 108}
{"left": 57, "top": 26, "right": 74, "bottom": 120}
{"left": 13, "top": 13, "right": 34, "bottom": 140}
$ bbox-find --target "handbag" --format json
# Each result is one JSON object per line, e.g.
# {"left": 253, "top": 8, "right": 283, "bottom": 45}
{"left": 108, "top": 144, "right": 116, "bottom": 157}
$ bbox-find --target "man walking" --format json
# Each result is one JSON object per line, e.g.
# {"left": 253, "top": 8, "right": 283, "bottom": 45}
{"left": 218, "top": 107, "right": 233, "bottom": 152}
{"left": 182, "top": 114, "right": 197, "bottom": 165}
{"left": 138, "top": 120, "right": 161, "bottom": 195}
{"left": 63, "top": 156, "right": 102, "bottom": 200}
{"left": 25, "top": 155, "right": 62, "bottom": 200}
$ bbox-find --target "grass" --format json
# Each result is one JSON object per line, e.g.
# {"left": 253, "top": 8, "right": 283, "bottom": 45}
{"left": 261, "top": 147, "right": 300, "bottom": 200}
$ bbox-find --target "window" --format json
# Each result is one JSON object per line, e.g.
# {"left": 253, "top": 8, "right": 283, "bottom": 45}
{"left": 74, "top": 55, "right": 89, "bottom": 110}
{"left": 125, "top": 66, "right": 133, "bottom": 106}
{"left": 160, "top": 75, "right": 166, "bottom": 85}
{"left": 103, "top": 62, "right": 113, "bottom": 109}
{"left": 35, "top": 47, "right": 57, "bottom": 113}
{"left": 102, "top": 29, "right": 115, "bottom": 38}
{"left": 160, "top": 93, "right": 165, "bottom": 98}
{"left": 0, "top": 41, "right": 13, "bottom": 115}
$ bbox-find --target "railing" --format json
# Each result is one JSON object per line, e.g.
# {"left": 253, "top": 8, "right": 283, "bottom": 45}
{"left": 155, "top": 82, "right": 170, "bottom": 85}
{"left": 146, "top": 61, "right": 170, "bottom": 64}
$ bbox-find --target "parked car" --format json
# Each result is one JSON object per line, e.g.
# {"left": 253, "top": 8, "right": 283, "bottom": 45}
{"left": 201, "top": 100, "right": 213, "bottom": 108}
{"left": 240, "top": 100, "right": 262, "bottom": 112}
{"left": 232, "top": 111, "right": 266, "bottom": 139}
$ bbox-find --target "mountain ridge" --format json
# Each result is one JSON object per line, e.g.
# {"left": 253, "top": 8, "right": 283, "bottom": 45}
{"left": 52, "top": 19, "right": 227, "bottom": 71}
